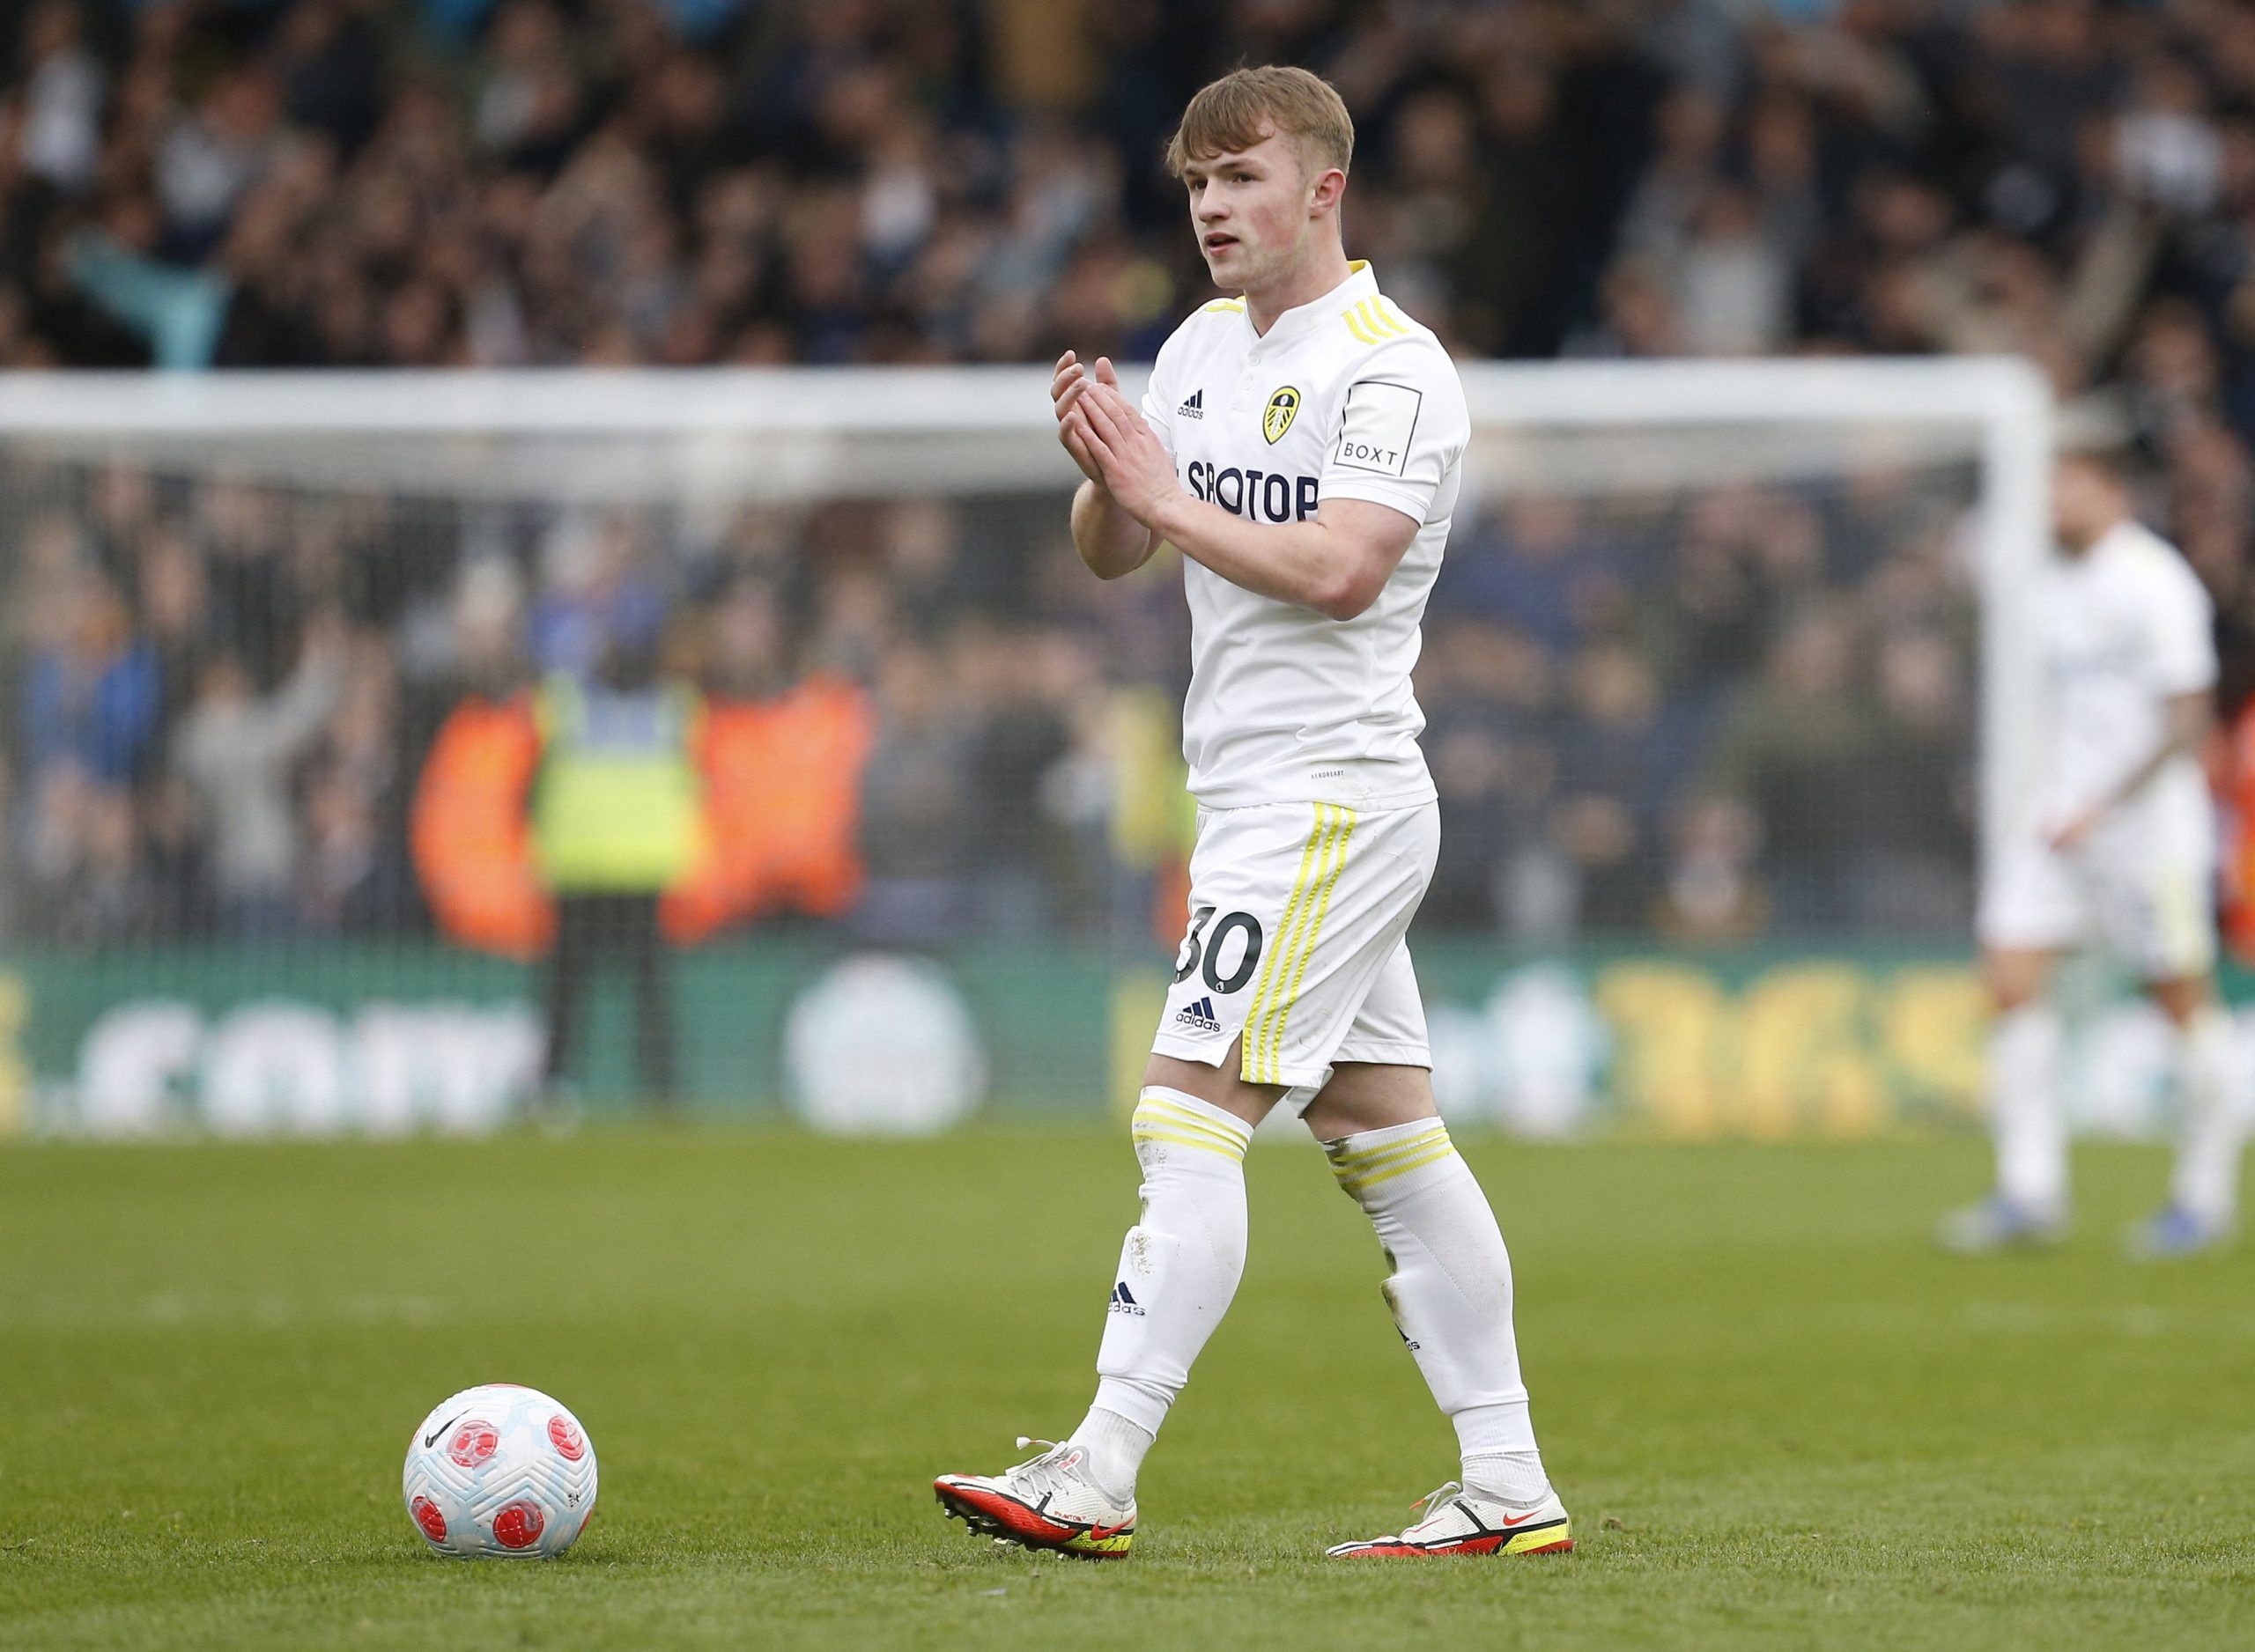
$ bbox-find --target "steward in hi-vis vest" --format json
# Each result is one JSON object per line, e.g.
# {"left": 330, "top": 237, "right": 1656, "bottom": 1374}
{"left": 530, "top": 645, "right": 704, "bottom": 1110}
{"left": 531, "top": 674, "right": 706, "bottom": 894}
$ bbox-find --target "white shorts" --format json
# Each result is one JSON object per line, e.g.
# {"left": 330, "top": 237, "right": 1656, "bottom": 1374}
{"left": 1150, "top": 798, "right": 1438, "bottom": 1092}
{"left": 1977, "top": 794, "right": 2216, "bottom": 981}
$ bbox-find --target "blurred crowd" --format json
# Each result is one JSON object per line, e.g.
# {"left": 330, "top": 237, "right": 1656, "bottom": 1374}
{"left": 0, "top": 454, "right": 1976, "bottom": 948}
{"left": 15, "top": 0, "right": 2255, "bottom": 949}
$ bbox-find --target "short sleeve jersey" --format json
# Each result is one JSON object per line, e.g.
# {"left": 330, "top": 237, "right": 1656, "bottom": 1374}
{"left": 2043, "top": 518, "right": 2216, "bottom": 812}
{"left": 1139, "top": 261, "right": 1468, "bottom": 810}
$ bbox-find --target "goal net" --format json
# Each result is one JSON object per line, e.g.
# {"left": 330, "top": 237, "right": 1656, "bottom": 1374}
{"left": 0, "top": 359, "right": 2053, "bottom": 1138}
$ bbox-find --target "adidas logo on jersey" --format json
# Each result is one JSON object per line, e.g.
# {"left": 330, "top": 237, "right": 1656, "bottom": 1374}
{"left": 1178, "top": 388, "right": 1204, "bottom": 419}
{"left": 1108, "top": 1281, "right": 1145, "bottom": 1316}
{"left": 1174, "top": 995, "right": 1222, "bottom": 1034}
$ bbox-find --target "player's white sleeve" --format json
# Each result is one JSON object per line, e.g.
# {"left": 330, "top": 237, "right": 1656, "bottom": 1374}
{"left": 1316, "top": 336, "right": 1469, "bottom": 525}
{"left": 1139, "top": 332, "right": 1182, "bottom": 459}
{"left": 2146, "top": 552, "right": 2219, "bottom": 697}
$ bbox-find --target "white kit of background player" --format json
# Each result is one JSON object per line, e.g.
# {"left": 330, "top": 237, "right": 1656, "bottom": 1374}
{"left": 1948, "top": 452, "right": 2252, "bottom": 1257}
{"left": 933, "top": 66, "right": 1570, "bottom": 1561}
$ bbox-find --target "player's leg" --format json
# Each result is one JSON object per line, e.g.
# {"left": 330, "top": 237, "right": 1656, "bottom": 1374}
{"left": 2098, "top": 822, "right": 2241, "bottom": 1255}
{"left": 2138, "top": 973, "right": 2245, "bottom": 1254}
{"left": 1948, "top": 831, "right": 2080, "bottom": 1250}
{"left": 1967, "top": 944, "right": 2071, "bottom": 1236}
{"left": 930, "top": 1043, "right": 1279, "bottom": 1556}
{"left": 936, "top": 804, "right": 1312, "bottom": 1556}
{"left": 1070, "top": 1046, "right": 1280, "bottom": 1490}
{"left": 1310, "top": 954, "right": 1569, "bottom": 1560}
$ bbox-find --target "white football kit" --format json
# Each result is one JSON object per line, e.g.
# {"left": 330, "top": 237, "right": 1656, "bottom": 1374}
{"left": 1141, "top": 262, "right": 1468, "bottom": 1088}
{"left": 1978, "top": 519, "right": 2219, "bottom": 979}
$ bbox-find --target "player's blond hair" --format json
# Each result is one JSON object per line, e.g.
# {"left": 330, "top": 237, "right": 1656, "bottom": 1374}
{"left": 1164, "top": 65, "right": 1354, "bottom": 180}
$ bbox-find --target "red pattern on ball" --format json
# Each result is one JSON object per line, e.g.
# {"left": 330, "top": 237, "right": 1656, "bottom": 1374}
{"left": 447, "top": 1420, "right": 499, "bottom": 1469}
{"left": 547, "top": 1414, "right": 586, "bottom": 1462}
{"left": 492, "top": 1501, "right": 546, "bottom": 1550}
{"left": 410, "top": 1495, "right": 447, "bottom": 1543}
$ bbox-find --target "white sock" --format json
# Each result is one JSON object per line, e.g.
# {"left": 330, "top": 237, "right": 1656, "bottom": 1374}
{"left": 1070, "top": 1087, "right": 1253, "bottom": 1499}
{"left": 1325, "top": 1117, "right": 1549, "bottom": 1507}
{"left": 1990, "top": 1002, "right": 2066, "bottom": 1215}
{"left": 2170, "top": 1005, "right": 2249, "bottom": 1225}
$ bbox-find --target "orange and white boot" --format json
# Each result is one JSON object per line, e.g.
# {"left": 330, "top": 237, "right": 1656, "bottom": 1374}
{"left": 934, "top": 1438, "right": 1136, "bottom": 1559}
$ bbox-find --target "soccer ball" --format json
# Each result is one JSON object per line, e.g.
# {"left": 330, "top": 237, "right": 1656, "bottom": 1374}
{"left": 401, "top": 1383, "right": 598, "bottom": 1559}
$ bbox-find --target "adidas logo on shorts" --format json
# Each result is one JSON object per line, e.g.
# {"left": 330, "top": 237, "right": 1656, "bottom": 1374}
{"left": 1173, "top": 995, "right": 1222, "bottom": 1034}
{"left": 1108, "top": 1282, "right": 1145, "bottom": 1316}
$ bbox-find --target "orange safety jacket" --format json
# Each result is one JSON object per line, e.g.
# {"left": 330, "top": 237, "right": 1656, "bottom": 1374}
{"left": 412, "top": 675, "right": 876, "bottom": 955}
{"left": 411, "top": 692, "right": 552, "bottom": 959}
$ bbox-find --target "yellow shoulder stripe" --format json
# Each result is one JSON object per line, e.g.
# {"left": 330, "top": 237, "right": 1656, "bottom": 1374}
{"left": 1373, "top": 297, "right": 1416, "bottom": 336}
{"left": 1341, "top": 296, "right": 1415, "bottom": 343}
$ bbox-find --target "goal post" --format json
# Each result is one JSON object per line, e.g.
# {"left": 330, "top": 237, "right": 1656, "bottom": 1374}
{"left": 0, "top": 358, "right": 2055, "bottom": 1137}
{"left": 0, "top": 354, "right": 2055, "bottom": 859}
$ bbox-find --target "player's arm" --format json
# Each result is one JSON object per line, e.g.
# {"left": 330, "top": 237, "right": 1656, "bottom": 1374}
{"left": 1067, "top": 381, "right": 1414, "bottom": 621}
{"left": 2051, "top": 690, "right": 2213, "bottom": 848}
{"left": 1054, "top": 351, "right": 1160, "bottom": 579}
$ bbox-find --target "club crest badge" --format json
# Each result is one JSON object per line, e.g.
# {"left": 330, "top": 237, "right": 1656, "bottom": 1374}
{"left": 1262, "top": 387, "right": 1300, "bottom": 444}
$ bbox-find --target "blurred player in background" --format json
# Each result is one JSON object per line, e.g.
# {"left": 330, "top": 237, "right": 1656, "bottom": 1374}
{"left": 1946, "top": 450, "right": 2251, "bottom": 1257}
{"left": 934, "top": 67, "right": 1568, "bottom": 1561}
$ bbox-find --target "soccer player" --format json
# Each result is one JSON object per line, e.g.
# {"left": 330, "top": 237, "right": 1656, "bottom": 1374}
{"left": 933, "top": 66, "right": 1569, "bottom": 1561}
{"left": 1944, "top": 449, "right": 2251, "bottom": 1257}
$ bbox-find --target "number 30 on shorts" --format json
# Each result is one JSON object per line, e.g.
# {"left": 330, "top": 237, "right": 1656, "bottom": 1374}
{"left": 1173, "top": 906, "right": 1266, "bottom": 994}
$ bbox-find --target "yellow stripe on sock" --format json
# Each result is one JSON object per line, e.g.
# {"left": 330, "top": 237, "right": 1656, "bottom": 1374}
{"left": 1339, "top": 1141, "right": 1456, "bottom": 1193}
{"left": 1327, "top": 1125, "right": 1450, "bottom": 1173}
{"left": 1132, "top": 1120, "right": 1247, "bottom": 1159}
{"left": 1327, "top": 1138, "right": 1449, "bottom": 1189}
{"left": 1136, "top": 1095, "right": 1249, "bottom": 1139}
{"left": 1258, "top": 806, "right": 1356, "bottom": 1082}
{"left": 1128, "top": 1122, "right": 1253, "bottom": 1162}
{"left": 1239, "top": 805, "right": 1335, "bottom": 1085}
{"left": 1133, "top": 1100, "right": 1249, "bottom": 1159}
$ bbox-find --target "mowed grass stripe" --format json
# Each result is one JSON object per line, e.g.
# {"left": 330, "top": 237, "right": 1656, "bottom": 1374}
{"left": 2, "top": 1131, "right": 2251, "bottom": 1650}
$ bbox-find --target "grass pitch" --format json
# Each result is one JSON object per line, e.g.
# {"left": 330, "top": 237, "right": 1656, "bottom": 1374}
{"left": 2, "top": 1127, "right": 2251, "bottom": 1650}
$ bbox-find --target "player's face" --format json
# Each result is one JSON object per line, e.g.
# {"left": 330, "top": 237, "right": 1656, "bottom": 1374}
{"left": 1180, "top": 131, "right": 1330, "bottom": 295}
{"left": 2052, "top": 458, "right": 2126, "bottom": 551}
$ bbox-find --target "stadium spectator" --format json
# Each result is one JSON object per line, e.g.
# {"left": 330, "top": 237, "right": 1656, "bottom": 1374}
{"left": 1702, "top": 604, "right": 1881, "bottom": 933}
{"left": 169, "top": 615, "right": 346, "bottom": 935}
{"left": 854, "top": 638, "right": 973, "bottom": 947}
{"left": 19, "top": 0, "right": 2255, "bottom": 951}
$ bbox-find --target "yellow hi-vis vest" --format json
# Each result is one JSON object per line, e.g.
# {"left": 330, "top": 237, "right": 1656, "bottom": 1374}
{"left": 530, "top": 675, "right": 706, "bottom": 893}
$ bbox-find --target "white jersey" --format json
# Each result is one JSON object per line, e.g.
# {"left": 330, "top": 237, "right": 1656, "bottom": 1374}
{"left": 2039, "top": 518, "right": 2215, "bottom": 821}
{"left": 1140, "top": 261, "right": 1468, "bottom": 810}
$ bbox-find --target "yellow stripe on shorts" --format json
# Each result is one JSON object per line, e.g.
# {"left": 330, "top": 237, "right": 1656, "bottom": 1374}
{"left": 1244, "top": 804, "right": 1357, "bottom": 1084}
{"left": 1237, "top": 805, "right": 1335, "bottom": 1084}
